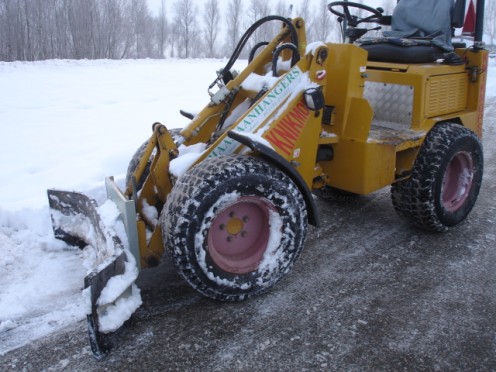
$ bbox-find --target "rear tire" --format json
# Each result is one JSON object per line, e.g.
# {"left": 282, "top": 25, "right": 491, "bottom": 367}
{"left": 162, "top": 154, "right": 308, "bottom": 301}
{"left": 391, "top": 123, "right": 483, "bottom": 232}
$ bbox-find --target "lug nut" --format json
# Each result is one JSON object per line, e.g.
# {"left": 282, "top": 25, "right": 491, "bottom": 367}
{"left": 241, "top": 231, "right": 248, "bottom": 237}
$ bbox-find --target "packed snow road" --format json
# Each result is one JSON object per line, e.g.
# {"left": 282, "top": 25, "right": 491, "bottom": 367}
{"left": 1, "top": 96, "right": 495, "bottom": 371}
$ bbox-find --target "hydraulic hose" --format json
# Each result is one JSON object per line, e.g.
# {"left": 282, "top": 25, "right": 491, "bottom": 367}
{"left": 220, "top": 15, "right": 299, "bottom": 82}
{"left": 272, "top": 43, "right": 300, "bottom": 77}
{"left": 249, "top": 41, "right": 270, "bottom": 63}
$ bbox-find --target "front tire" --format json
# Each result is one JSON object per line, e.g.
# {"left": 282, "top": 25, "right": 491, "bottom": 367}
{"left": 391, "top": 123, "right": 483, "bottom": 232}
{"left": 162, "top": 154, "right": 308, "bottom": 301}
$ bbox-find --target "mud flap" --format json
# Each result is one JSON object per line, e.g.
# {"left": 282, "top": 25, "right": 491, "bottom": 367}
{"left": 47, "top": 189, "right": 141, "bottom": 359}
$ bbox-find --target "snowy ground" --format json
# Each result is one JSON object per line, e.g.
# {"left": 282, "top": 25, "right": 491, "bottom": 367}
{"left": 0, "top": 58, "right": 244, "bottom": 354}
{"left": 0, "top": 57, "right": 495, "bottom": 356}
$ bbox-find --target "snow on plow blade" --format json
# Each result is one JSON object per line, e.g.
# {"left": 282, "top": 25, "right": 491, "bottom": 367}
{"left": 47, "top": 189, "right": 141, "bottom": 359}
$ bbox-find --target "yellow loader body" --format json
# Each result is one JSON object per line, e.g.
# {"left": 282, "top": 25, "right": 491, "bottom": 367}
{"left": 47, "top": 6, "right": 488, "bottom": 358}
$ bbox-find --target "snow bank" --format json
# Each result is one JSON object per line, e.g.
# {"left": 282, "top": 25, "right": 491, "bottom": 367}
{"left": 0, "top": 206, "right": 86, "bottom": 354}
{"left": 0, "top": 58, "right": 244, "bottom": 355}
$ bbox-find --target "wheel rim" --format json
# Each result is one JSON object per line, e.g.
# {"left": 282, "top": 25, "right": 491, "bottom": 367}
{"left": 207, "top": 197, "right": 273, "bottom": 274}
{"left": 441, "top": 151, "right": 474, "bottom": 212}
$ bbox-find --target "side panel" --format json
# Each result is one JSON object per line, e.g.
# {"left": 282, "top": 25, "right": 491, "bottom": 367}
{"left": 324, "top": 49, "right": 487, "bottom": 193}
{"left": 323, "top": 44, "right": 369, "bottom": 137}
{"left": 323, "top": 140, "right": 396, "bottom": 195}
{"left": 457, "top": 48, "right": 489, "bottom": 137}
{"left": 425, "top": 73, "right": 467, "bottom": 117}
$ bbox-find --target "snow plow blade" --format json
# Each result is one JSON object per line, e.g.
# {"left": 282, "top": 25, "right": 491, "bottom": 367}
{"left": 47, "top": 189, "right": 141, "bottom": 360}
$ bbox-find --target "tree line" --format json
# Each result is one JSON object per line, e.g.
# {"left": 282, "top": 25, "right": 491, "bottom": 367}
{"left": 2, "top": 0, "right": 492, "bottom": 62}
{"left": 0, "top": 0, "right": 352, "bottom": 62}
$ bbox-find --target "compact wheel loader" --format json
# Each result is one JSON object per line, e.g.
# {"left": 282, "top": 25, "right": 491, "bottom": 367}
{"left": 47, "top": 0, "right": 488, "bottom": 358}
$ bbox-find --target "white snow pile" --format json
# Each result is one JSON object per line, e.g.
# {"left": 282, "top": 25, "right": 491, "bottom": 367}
{"left": 81, "top": 199, "right": 142, "bottom": 334}
{"left": 91, "top": 249, "right": 142, "bottom": 334}
{"left": 169, "top": 142, "right": 207, "bottom": 178}
{"left": 0, "top": 56, "right": 495, "bottom": 356}
{"left": 0, "top": 58, "right": 243, "bottom": 355}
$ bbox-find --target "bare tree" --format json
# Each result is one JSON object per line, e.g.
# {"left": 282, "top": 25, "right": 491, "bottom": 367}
{"left": 203, "top": 0, "right": 220, "bottom": 58}
{"left": 485, "top": 0, "right": 496, "bottom": 50}
{"left": 243, "top": 0, "right": 272, "bottom": 60}
{"left": 0, "top": 0, "right": 161, "bottom": 61}
{"left": 66, "top": 0, "right": 98, "bottom": 59}
{"left": 53, "top": 0, "right": 71, "bottom": 58}
{"left": 297, "top": 0, "right": 315, "bottom": 41}
{"left": 99, "top": 0, "right": 126, "bottom": 59}
{"left": 313, "top": 0, "right": 333, "bottom": 42}
{"left": 117, "top": 0, "right": 154, "bottom": 58}
{"left": 173, "top": 0, "right": 199, "bottom": 58}
{"left": 156, "top": 0, "right": 168, "bottom": 58}
{"left": 381, "top": 0, "right": 396, "bottom": 14}
{"left": 379, "top": 0, "right": 396, "bottom": 32}
{"left": 225, "top": 0, "right": 243, "bottom": 55}
{"left": 1, "top": 0, "right": 362, "bottom": 62}
{"left": 1, "top": 0, "right": 28, "bottom": 61}
{"left": 131, "top": 0, "right": 154, "bottom": 58}
{"left": 273, "top": 0, "right": 291, "bottom": 18}
{"left": 272, "top": 0, "right": 293, "bottom": 40}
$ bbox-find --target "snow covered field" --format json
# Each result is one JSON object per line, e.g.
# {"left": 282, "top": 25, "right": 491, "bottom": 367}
{"left": 0, "top": 57, "right": 495, "bottom": 355}
{"left": 0, "top": 58, "right": 243, "bottom": 354}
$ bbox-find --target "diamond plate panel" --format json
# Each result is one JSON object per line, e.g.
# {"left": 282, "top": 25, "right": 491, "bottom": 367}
{"left": 364, "top": 82, "right": 414, "bottom": 127}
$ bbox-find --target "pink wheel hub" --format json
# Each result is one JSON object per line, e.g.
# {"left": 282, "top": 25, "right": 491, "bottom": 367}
{"left": 207, "top": 197, "right": 273, "bottom": 274}
{"left": 441, "top": 151, "right": 474, "bottom": 212}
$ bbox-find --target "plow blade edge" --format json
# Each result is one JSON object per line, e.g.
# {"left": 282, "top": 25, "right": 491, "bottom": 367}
{"left": 47, "top": 189, "right": 141, "bottom": 359}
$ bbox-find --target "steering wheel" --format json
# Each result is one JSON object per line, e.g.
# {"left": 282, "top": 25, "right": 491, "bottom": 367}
{"left": 328, "top": 1, "right": 384, "bottom": 27}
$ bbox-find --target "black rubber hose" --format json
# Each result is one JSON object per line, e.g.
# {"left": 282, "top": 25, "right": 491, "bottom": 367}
{"left": 248, "top": 41, "right": 270, "bottom": 63}
{"left": 221, "top": 15, "right": 299, "bottom": 81}
{"left": 272, "top": 43, "right": 300, "bottom": 77}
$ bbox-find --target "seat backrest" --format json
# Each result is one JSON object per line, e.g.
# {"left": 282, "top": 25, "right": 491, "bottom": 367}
{"left": 392, "top": 0, "right": 466, "bottom": 30}
{"left": 387, "top": 0, "right": 455, "bottom": 51}
{"left": 359, "top": 0, "right": 467, "bottom": 64}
